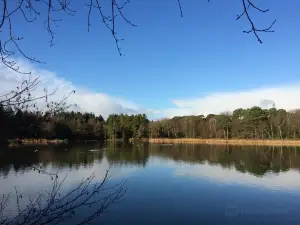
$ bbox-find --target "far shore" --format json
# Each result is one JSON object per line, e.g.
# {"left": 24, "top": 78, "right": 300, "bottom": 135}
{"left": 7, "top": 139, "right": 104, "bottom": 147}
{"left": 145, "top": 138, "right": 300, "bottom": 147}
{"left": 6, "top": 138, "right": 300, "bottom": 148}
{"left": 7, "top": 139, "right": 65, "bottom": 147}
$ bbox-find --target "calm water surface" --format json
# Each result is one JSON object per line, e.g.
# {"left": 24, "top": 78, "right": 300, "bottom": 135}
{"left": 1, "top": 142, "right": 300, "bottom": 224}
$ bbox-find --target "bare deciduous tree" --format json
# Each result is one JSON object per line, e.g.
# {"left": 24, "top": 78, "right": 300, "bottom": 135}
{"left": 0, "top": 0, "right": 276, "bottom": 73}
{"left": 0, "top": 0, "right": 135, "bottom": 74}
{"left": 0, "top": 74, "right": 76, "bottom": 117}
{"left": 0, "top": 165, "right": 127, "bottom": 225}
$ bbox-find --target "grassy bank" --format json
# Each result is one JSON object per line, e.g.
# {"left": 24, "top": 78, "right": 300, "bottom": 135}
{"left": 147, "top": 138, "right": 300, "bottom": 146}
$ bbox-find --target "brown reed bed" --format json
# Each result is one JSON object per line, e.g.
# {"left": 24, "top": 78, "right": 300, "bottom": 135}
{"left": 147, "top": 138, "right": 300, "bottom": 147}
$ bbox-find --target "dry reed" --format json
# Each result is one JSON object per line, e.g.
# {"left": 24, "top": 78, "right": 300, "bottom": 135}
{"left": 147, "top": 138, "right": 300, "bottom": 147}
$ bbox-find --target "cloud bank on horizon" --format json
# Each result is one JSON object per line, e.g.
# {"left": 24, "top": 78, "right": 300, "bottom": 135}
{"left": 0, "top": 61, "right": 155, "bottom": 119}
{"left": 165, "top": 86, "right": 300, "bottom": 118}
{"left": 1, "top": 61, "right": 300, "bottom": 119}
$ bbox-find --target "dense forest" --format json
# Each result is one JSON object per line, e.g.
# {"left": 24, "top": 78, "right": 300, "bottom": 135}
{"left": 0, "top": 105, "right": 148, "bottom": 141}
{"left": 150, "top": 107, "right": 300, "bottom": 140}
{"left": 1, "top": 105, "right": 300, "bottom": 142}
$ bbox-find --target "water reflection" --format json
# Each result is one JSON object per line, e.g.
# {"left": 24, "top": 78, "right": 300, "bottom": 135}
{"left": 0, "top": 143, "right": 105, "bottom": 177}
{"left": 1, "top": 143, "right": 300, "bottom": 224}
{"left": 1, "top": 143, "right": 300, "bottom": 177}
{"left": 149, "top": 144, "right": 300, "bottom": 176}
{"left": 106, "top": 142, "right": 149, "bottom": 167}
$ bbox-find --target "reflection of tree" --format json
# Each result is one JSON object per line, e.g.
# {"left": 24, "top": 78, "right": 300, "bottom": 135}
{"left": 106, "top": 142, "right": 149, "bottom": 167}
{"left": 46, "top": 144, "right": 104, "bottom": 169}
{"left": 0, "top": 143, "right": 105, "bottom": 177}
{"left": 149, "top": 144, "right": 300, "bottom": 176}
{"left": 0, "top": 147, "right": 40, "bottom": 176}
{"left": 2, "top": 143, "right": 300, "bottom": 178}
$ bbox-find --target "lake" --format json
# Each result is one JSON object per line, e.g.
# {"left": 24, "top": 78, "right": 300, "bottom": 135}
{"left": 1, "top": 142, "right": 300, "bottom": 224}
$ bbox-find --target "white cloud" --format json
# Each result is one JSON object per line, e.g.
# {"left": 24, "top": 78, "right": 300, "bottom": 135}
{"left": 160, "top": 84, "right": 300, "bottom": 118}
{"left": 0, "top": 61, "right": 154, "bottom": 119}
{"left": 1, "top": 61, "right": 300, "bottom": 119}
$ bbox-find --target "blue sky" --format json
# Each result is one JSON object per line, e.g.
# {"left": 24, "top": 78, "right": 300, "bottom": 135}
{"left": 2, "top": 0, "right": 300, "bottom": 118}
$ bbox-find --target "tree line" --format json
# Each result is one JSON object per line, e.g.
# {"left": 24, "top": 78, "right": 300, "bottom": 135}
{"left": 1, "top": 105, "right": 300, "bottom": 142}
{"left": 0, "top": 105, "right": 149, "bottom": 142}
{"left": 150, "top": 107, "right": 300, "bottom": 140}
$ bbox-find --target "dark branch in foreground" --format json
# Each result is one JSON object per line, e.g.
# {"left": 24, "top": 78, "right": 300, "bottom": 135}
{"left": 86, "top": 0, "right": 136, "bottom": 56}
{"left": 0, "top": 75, "right": 76, "bottom": 116}
{"left": 177, "top": 0, "right": 183, "bottom": 17}
{"left": 236, "top": 0, "right": 276, "bottom": 43}
{"left": 174, "top": 0, "right": 276, "bottom": 43}
{"left": 0, "top": 0, "right": 277, "bottom": 73}
{"left": 0, "top": 0, "right": 135, "bottom": 73}
{"left": 0, "top": 165, "right": 127, "bottom": 225}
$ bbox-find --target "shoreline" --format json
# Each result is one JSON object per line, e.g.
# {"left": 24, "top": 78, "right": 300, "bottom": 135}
{"left": 7, "top": 138, "right": 300, "bottom": 147}
{"left": 146, "top": 138, "right": 300, "bottom": 147}
{"left": 7, "top": 139, "right": 104, "bottom": 147}
{"left": 8, "top": 139, "right": 65, "bottom": 147}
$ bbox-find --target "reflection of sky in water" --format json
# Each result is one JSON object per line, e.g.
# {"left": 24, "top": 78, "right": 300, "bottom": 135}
{"left": 0, "top": 156, "right": 138, "bottom": 219}
{"left": 146, "top": 157, "right": 300, "bottom": 192}
{"left": 0, "top": 157, "right": 137, "bottom": 196}
{"left": 2, "top": 153, "right": 300, "bottom": 196}
{"left": 2, "top": 145, "right": 300, "bottom": 224}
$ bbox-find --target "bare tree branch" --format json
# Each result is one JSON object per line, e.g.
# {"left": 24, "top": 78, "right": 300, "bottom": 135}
{"left": 0, "top": 75, "right": 76, "bottom": 117}
{"left": 0, "top": 0, "right": 276, "bottom": 73}
{"left": 0, "top": 164, "right": 127, "bottom": 225}
{"left": 177, "top": 0, "right": 183, "bottom": 17}
{"left": 236, "top": 0, "right": 276, "bottom": 43}
{"left": 0, "top": 0, "right": 135, "bottom": 72}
